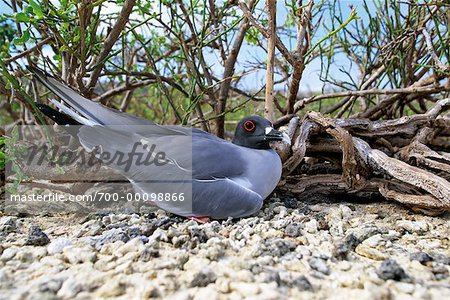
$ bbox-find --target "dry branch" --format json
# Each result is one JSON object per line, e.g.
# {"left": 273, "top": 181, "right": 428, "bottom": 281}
{"left": 264, "top": 0, "right": 276, "bottom": 122}
{"left": 238, "top": 1, "right": 294, "bottom": 64}
{"left": 294, "top": 85, "right": 450, "bottom": 113}
{"left": 86, "top": 0, "right": 136, "bottom": 93}
{"left": 282, "top": 120, "right": 317, "bottom": 175}
{"left": 422, "top": 29, "right": 449, "bottom": 73}
{"left": 353, "top": 137, "right": 450, "bottom": 203}
{"left": 286, "top": 0, "right": 314, "bottom": 114}
{"left": 280, "top": 98, "right": 450, "bottom": 215}
{"left": 4, "top": 36, "right": 54, "bottom": 65}
{"left": 215, "top": 0, "right": 256, "bottom": 137}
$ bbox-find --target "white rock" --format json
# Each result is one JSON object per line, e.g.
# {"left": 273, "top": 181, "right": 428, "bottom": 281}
{"left": 0, "top": 247, "right": 18, "bottom": 261}
{"left": 193, "top": 286, "right": 220, "bottom": 300}
{"left": 16, "top": 249, "right": 45, "bottom": 263}
{"left": 116, "top": 238, "right": 145, "bottom": 256}
{"left": 339, "top": 205, "right": 353, "bottom": 218}
{"left": 57, "top": 277, "right": 83, "bottom": 298}
{"left": 304, "top": 219, "right": 318, "bottom": 234}
{"left": 96, "top": 280, "right": 126, "bottom": 297}
{"left": 392, "top": 282, "right": 415, "bottom": 294}
{"left": 63, "top": 246, "right": 96, "bottom": 264}
{"left": 47, "top": 238, "right": 72, "bottom": 255}
{"left": 100, "top": 240, "right": 125, "bottom": 255}
{"left": 230, "top": 282, "right": 260, "bottom": 296}
{"left": 362, "top": 234, "right": 384, "bottom": 248}
{"left": 215, "top": 278, "right": 230, "bottom": 293}
{"left": 40, "top": 256, "right": 64, "bottom": 267}
{"left": 396, "top": 220, "right": 429, "bottom": 234}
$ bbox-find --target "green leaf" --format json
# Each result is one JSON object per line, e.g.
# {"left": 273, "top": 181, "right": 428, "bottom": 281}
{"left": 13, "top": 30, "right": 30, "bottom": 45}
{"left": 24, "top": 5, "right": 34, "bottom": 14}
{"left": 0, "top": 152, "right": 5, "bottom": 169}
{"left": 29, "top": 0, "right": 44, "bottom": 18}
{"left": 15, "top": 12, "right": 29, "bottom": 22}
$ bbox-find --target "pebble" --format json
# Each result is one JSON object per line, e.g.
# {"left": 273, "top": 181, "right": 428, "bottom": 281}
{"left": 262, "top": 238, "right": 296, "bottom": 257}
{"left": 377, "top": 259, "right": 409, "bottom": 281}
{"left": 285, "top": 223, "right": 303, "bottom": 237}
{"left": 188, "top": 227, "right": 209, "bottom": 243}
{"left": 304, "top": 219, "right": 318, "bottom": 234}
{"left": 396, "top": 220, "right": 429, "bottom": 234}
{"left": 47, "top": 238, "right": 72, "bottom": 255}
{"left": 189, "top": 268, "right": 217, "bottom": 287}
{"left": 96, "top": 280, "right": 126, "bottom": 297}
{"left": 116, "top": 238, "right": 145, "bottom": 256}
{"left": 348, "top": 225, "right": 379, "bottom": 241}
{"left": 140, "top": 247, "right": 160, "bottom": 261}
{"left": 199, "top": 238, "right": 226, "bottom": 261}
{"left": 0, "top": 247, "right": 18, "bottom": 261}
{"left": 92, "top": 228, "right": 130, "bottom": 250}
{"left": 410, "top": 252, "right": 433, "bottom": 265}
{"left": 229, "top": 282, "right": 260, "bottom": 296}
{"left": 333, "top": 233, "right": 360, "bottom": 260}
{"left": 63, "top": 246, "right": 97, "bottom": 264}
{"left": 362, "top": 234, "right": 384, "bottom": 248}
{"left": 261, "top": 271, "right": 281, "bottom": 285}
{"left": 0, "top": 217, "right": 17, "bottom": 234}
{"left": 355, "top": 244, "right": 387, "bottom": 260}
{"left": 308, "top": 257, "right": 330, "bottom": 275}
{"left": 291, "top": 275, "right": 313, "bottom": 291}
{"left": 432, "top": 265, "right": 449, "bottom": 280}
{"left": 432, "top": 253, "right": 450, "bottom": 265}
{"left": 25, "top": 226, "right": 50, "bottom": 246}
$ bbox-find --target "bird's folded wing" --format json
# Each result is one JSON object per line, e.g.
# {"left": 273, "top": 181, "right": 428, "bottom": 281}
{"left": 190, "top": 178, "right": 263, "bottom": 219}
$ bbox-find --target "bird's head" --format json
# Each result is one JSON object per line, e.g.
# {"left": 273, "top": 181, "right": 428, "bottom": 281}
{"left": 232, "top": 116, "right": 291, "bottom": 149}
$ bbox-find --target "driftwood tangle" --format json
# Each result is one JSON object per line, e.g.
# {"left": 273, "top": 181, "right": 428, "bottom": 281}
{"left": 279, "top": 98, "right": 450, "bottom": 215}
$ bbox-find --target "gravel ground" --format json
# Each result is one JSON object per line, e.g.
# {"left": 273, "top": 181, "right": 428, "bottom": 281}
{"left": 0, "top": 193, "right": 449, "bottom": 299}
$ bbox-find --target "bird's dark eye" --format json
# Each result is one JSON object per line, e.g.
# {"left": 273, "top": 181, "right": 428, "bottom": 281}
{"left": 243, "top": 120, "right": 256, "bottom": 132}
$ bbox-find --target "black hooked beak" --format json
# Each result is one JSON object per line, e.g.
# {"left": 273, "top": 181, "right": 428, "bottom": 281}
{"left": 264, "top": 127, "right": 291, "bottom": 145}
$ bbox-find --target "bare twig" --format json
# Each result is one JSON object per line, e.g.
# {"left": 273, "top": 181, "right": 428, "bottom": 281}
{"left": 93, "top": 79, "right": 156, "bottom": 103}
{"left": 120, "top": 90, "right": 134, "bottom": 112}
{"left": 264, "top": 0, "right": 276, "bottom": 122}
{"left": 295, "top": 85, "right": 450, "bottom": 113}
{"left": 4, "top": 36, "right": 54, "bottom": 65}
{"left": 101, "top": 70, "right": 188, "bottom": 96}
{"left": 286, "top": 1, "right": 314, "bottom": 114}
{"left": 215, "top": 0, "right": 256, "bottom": 137}
{"left": 422, "top": 28, "right": 449, "bottom": 73}
{"left": 238, "top": 1, "right": 294, "bottom": 64}
{"left": 86, "top": 0, "right": 136, "bottom": 93}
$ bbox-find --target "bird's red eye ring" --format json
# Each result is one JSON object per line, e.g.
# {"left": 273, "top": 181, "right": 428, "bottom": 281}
{"left": 243, "top": 120, "right": 256, "bottom": 132}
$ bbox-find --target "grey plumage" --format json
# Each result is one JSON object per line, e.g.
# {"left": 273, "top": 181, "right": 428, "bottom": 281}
{"left": 30, "top": 66, "right": 286, "bottom": 219}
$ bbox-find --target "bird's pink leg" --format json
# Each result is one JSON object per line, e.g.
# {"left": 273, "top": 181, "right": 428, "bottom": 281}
{"left": 189, "top": 216, "right": 210, "bottom": 223}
